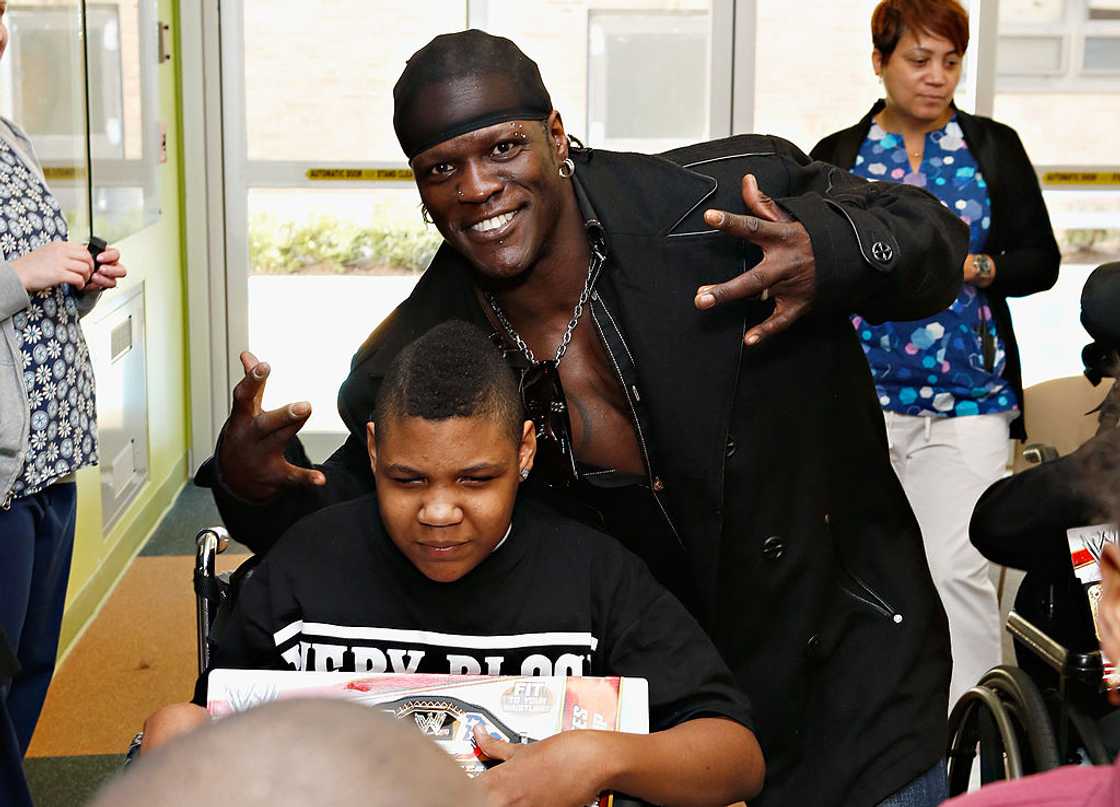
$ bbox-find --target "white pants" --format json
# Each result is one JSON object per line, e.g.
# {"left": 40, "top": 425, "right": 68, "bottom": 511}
{"left": 883, "top": 411, "right": 1011, "bottom": 709}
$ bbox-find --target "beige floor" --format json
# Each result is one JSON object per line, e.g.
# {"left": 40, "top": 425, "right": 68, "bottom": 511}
{"left": 27, "top": 553, "right": 246, "bottom": 758}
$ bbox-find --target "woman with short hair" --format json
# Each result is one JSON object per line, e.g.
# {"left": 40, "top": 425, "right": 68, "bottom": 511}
{"left": 812, "top": 0, "right": 1061, "bottom": 711}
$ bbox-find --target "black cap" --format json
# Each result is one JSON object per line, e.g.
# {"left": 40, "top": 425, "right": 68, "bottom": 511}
{"left": 1082, "top": 262, "right": 1120, "bottom": 348}
{"left": 393, "top": 30, "right": 552, "bottom": 161}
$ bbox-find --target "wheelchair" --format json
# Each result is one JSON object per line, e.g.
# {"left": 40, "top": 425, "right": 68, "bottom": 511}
{"left": 945, "top": 444, "right": 1117, "bottom": 796}
{"left": 125, "top": 526, "right": 245, "bottom": 763}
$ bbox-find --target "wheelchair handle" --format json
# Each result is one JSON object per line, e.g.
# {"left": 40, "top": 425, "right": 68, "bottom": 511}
{"left": 194, "top": 527, "right": 231, "bottom": 677}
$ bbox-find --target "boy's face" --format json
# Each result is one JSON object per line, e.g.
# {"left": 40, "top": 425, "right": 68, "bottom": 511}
{"left": 367, "top": 414, "right": 535, "bottom": 583}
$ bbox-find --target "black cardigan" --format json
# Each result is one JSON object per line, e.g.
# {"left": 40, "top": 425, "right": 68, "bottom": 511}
{"left": 812, "top": 100, "right": 1061, "bottom": 440}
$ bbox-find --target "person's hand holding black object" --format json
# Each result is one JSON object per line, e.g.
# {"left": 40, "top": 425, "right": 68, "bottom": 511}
{"left": 217, "top": 351, "right": 326, "bottom": 502}
{"left": 9, "top": 241, "right": 94, "bottom": 291}
{"left": 84, "top": 245, "right": 127, "bottom": 290}
{"left": 694, "top": 173, "right": 816, "bottom": 347}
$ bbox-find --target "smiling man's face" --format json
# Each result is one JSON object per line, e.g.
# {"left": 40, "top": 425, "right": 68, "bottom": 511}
{"left": 411, "top": 111, "right": 571, "bottom": 282}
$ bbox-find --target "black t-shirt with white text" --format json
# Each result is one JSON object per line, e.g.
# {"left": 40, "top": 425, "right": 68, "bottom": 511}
{"left": 199, "top": 495, "right": 753, "bottom": 733}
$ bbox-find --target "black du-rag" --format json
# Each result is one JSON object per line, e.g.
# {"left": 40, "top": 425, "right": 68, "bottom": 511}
{"left": 393, "top": 29, "right": 553, "bottom": 161}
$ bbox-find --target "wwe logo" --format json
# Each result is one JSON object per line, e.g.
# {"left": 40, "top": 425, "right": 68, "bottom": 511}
{"left": 1083, "top": 528, "right": 1116, "bottom": 566}
{"left": 413, "top": 711, "right": 450, "bottom": 737}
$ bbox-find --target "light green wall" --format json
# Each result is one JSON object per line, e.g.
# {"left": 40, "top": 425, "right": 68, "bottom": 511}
{"left": 58, "top": 0, "right": 188, "bottom": 657}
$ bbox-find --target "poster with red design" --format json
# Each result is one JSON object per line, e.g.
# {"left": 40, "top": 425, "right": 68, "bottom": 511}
{"left": 208, "top": 670, "right": 648, "bottom": 807}
{"left": 1067, "top": 523, "right": 1120, "bottom": 688}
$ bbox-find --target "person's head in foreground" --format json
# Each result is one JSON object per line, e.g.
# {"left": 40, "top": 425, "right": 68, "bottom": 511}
{"left": 1082, "top": 262, "right": 1120, "bottom": 386}
{"left": 95, "top": 700, "right": 485, "bottom": 807}
{"left": 368, "top": 320, "right": 534, "bottom": 583}
{"left": 394, "top": 29, "right": 583, "bottom": 285}
{"left": 871, "top": 0, "right": 969, "bottom": 126}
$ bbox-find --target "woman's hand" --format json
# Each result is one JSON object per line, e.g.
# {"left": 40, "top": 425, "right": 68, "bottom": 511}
{"left": 474, "top": 725, "right": 609, "bottom": 807}
{"left": 964, "top": 253, "right": 996, "bottom": 288}
{"left": 85, "top": 246, "right": 127, "bottom": 290}
{"left": 10, "top": 241, "right": 94, "bottom": 292}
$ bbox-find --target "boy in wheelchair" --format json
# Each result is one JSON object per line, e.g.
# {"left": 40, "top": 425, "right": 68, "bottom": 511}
{"left": 140, "top": 321, "right": 764, "bottom": 807}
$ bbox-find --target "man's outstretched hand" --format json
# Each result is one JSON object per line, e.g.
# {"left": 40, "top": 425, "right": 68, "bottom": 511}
{"left": 217, "top": 351, "right": 326, "bottom": 502}
{"left": 695, "top": 173, "right": 817, "bottom": 347}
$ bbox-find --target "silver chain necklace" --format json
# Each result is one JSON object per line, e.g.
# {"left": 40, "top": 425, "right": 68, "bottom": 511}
{"left": 487, "top": 246, "right": 604, "bottom": 366}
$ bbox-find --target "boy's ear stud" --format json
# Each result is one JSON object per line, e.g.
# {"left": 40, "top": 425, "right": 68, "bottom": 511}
{"left": 519, "top": 469, "right": 530, "bottom": 481}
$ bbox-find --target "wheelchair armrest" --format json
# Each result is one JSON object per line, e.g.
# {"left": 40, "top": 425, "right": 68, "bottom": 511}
{"left": 195, "top": 527, "right": 231, "bottom": 677}
{"left": 1008, "top": 610, "right": 1068, "bottom": 672}
{"left": 1022, "top": 444, "right": 1060, "bottom": 465}
{"left": 1007, "top": 610, "right": 1105, "bottom": 690}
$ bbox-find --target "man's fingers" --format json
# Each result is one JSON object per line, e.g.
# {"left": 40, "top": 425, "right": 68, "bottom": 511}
{"left": 283, "top": 462, "right": 326, "bottom": 488}
{"left": 255, "top": 401, "right": 311, "bottom": 441}
{"left": 473, "top": 725, "right": 516, "bottom": 762}
{"left": 695, "top": 265, "right": 773, "bottom": 310}
{"left": 744, "top": 301, "right": 807, "bottom": 347}
{"left": 239, "top": 350, "right": 262, "bottom": 376}
{"left": 703, "top": 208, "right": 796, "bottom": 246}
{"left": 740, "top": 173, "right": 791, "bottom": 224}
{"left": 230, "top": 359, "right": 271, "bottom": 415}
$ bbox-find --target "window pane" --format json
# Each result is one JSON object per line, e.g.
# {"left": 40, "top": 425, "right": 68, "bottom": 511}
{"left": 1009, "top": 191, "right": 1120, "bottom": 386}
{"left": 588, "top": 11, "right": 707, "bottom": 150}
{"left": 994, "top": 93, "right": 1120, "bottom": 164}
{"left": 1084, "top": 37, "right": 1120, "bottom": 71}
{"left": 997, "top": 36, "right": 1064, "bottom": 74}
{"left": 479, "top": 0, "right": 712, "bottom": 152}
{"left": 247, "top": 188, "right": 436, "bottom": 431}
{"left": 242, "top": 1, "right": 462, "bottom": 162}
{"left": 1000, "top": 0, "right": 1065, "bottom": 24}
{"left": 0, "top": 4, "right": 91, "bottom": 237}
{"left": 754, "top": 0, "right": 883, "bottom": 155}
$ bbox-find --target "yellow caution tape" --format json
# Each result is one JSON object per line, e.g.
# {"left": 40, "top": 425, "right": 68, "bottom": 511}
{"left": 306, "top": 167, "right": 414, "bottom": 181}
{"left": 1042, "top": 171, "right": 1120, "bottom": 187}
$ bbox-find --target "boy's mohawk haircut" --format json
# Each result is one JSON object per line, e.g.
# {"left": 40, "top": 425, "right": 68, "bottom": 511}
{"left": 374, "top": 321, "right": 523, "bottom": 441}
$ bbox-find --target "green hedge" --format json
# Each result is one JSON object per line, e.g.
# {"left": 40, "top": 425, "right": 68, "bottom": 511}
{"left": 250, "top": 214, "right": 443, "bottom": 275}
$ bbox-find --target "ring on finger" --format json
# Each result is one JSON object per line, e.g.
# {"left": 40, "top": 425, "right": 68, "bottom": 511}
{"left": 759, "top": 288, "right": 770, "bottom": 302}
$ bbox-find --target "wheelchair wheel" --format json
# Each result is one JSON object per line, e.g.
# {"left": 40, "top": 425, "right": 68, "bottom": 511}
{"left": 947, "top": 685, "right": 1024, "bottom": 796}
{"left": 1057, "top": 696, "right": 1111, "bottom": 765}
{"left": 979, "top": 666, "right": 1061, "bottom": 773}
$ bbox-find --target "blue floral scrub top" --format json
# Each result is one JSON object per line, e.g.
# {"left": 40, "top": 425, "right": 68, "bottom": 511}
{"left": 849, "top": 116, "right": 1018, "bottom": 418}
{"left": 2, "top": 137, "right": 98, "bottom": 500}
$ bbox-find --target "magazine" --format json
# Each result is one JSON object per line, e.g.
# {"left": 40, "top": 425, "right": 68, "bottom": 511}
{"left": 208, "top": 670, "right": 648, "bottom": 806}
{"left": 1066, "top": 522, "right": 1120, "bottom": 688}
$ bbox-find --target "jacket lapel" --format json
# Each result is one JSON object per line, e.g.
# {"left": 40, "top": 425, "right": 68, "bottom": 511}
{"left": 575, "top": 147, "right": 753, "bottom": 539}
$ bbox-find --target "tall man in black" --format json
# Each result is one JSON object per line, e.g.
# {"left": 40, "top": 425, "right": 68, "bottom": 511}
{"left": 200, "top": 31, "right": 966, "bottom": 806}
